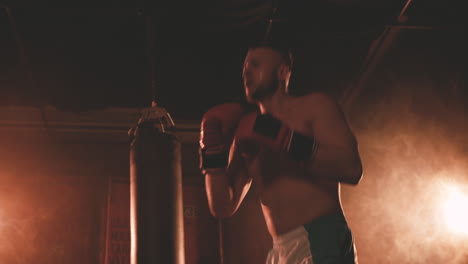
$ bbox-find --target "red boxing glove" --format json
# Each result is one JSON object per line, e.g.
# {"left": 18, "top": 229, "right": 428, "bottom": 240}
{"left": 233, "top": 111, "right": 291, "bottom": 157}
{"left": 199, "top": 103, "right": 247, "bottom": 170}
{"left": 234, "top": 112, "right": 318, "bottom": 162}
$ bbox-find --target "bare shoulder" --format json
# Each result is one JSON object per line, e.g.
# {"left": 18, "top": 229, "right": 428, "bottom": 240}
{"left": 295, "top": 92, "right": 343, "bottom": 120}
{"left": 303, "top": 91, "right": 338, "bottom": 106}
{"left": 297, "top": 92, "right": 357, "bottom": 147}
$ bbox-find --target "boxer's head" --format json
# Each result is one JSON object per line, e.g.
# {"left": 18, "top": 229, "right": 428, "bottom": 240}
{"left": 242, "top": 43, "right": 293, "bottom": 103}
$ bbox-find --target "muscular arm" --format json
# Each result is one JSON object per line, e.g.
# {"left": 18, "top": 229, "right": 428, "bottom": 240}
{"left": 301, "top": 93, "right": 362, "bottom": 184}
{"left": 204, "top": 143, "right": 252, "bottom": 218}
{"left": 199, "top": 103, "right": 254, "bottom": 218}
{"left": 253, "top": 93, "right": 362, "bottom": 185}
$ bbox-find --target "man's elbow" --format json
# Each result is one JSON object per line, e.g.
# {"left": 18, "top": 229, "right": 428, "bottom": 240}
{"left": 342, "top": 161, "right": 363, "bottom": 185}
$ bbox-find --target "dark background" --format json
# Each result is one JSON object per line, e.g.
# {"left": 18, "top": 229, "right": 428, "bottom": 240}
{"left": 0, "top": 1, "right": 467, "bottom": 264}
{"left": 1, "top": 0, "right": 464, "bottom": 118}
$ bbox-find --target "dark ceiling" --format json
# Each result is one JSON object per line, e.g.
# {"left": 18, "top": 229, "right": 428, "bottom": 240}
{"left": 0, "top": 0, "right": 466, "bottom": 120}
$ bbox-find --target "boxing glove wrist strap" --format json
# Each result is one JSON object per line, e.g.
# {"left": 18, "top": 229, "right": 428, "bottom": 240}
{"left": 287, "top": 131, "right": 318, "bottom": 162}
{"left": 199, "top": 148, "right": 229, "bottom": 169}
{"left": 253, "top": 114, "right": 318, "bottom": 162}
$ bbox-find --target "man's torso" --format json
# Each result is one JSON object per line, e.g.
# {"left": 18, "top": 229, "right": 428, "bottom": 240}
{"left": 250, "top": 94, "right": 344, "bottom": 237}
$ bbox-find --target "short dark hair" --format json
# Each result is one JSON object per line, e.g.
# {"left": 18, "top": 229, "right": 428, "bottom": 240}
{"left": 248, "top": 42, "right": 294, "bottom": 69}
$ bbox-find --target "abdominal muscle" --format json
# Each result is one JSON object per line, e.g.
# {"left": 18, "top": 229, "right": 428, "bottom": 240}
{"left": 255, "top": 175, "right": 342, "bottom": 238}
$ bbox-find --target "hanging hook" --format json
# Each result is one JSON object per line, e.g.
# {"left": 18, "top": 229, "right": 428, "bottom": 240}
{"left": 263, "top": 0, "right": 287, "bottom": 41}
{"left": 263, "top": 6, "right": 277, "bottom": 41}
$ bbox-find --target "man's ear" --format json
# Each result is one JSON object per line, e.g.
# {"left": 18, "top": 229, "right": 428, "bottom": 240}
{"left": 277, "top": 64, "right": 291, "bottom": 81}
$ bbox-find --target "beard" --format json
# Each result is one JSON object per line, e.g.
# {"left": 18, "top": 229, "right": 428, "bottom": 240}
{"left": 249, "top": 76, "right": 279, "bottom": 102}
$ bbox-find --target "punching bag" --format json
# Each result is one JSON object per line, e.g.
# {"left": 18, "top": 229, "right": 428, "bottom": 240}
{"left": 129, "top": 103, "right": 185, "bottom": 264}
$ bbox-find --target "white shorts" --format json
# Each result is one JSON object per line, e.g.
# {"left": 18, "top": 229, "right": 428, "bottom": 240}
{"left": 265, "top": 213, "right": 357, "bottom": 264}
{"left": 266, "top": 226, "right": 313, "bottom": 264}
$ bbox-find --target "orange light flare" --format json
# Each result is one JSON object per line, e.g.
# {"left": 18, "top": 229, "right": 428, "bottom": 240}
{"left": 439, "top": 182, "right": 468, "bottom": 236}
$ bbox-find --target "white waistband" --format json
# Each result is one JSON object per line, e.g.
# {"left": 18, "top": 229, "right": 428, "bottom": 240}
{"left": 272, "top": 225, "right": 309, "bottom": 247}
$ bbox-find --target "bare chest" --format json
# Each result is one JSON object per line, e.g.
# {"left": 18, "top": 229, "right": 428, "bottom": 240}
{"left": 275, "top": 98, "right": 314, "bottom": 137}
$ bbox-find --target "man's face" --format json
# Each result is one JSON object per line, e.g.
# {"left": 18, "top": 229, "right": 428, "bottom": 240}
{"left": 242, "top": 47, "right": 283, "bottom": 102}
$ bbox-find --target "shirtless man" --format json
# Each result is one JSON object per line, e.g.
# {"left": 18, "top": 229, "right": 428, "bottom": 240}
{"left": 199, "top": 43, "right": 362, "bottom": 263}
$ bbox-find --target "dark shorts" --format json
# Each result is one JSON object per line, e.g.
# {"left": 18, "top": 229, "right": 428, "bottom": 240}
{"left": 266, "top": 213, "right": 357, "bottom": 264}
{"left": 303, "top": 213, "right": 357, "bottom": 264}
